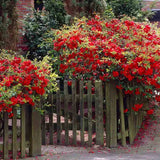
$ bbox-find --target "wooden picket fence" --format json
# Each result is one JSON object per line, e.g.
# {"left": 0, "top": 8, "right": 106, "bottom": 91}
{"left": 0, "top": 105, "right": 41, "bottom": 159}
{"left": 42, "top": 80, "right": 146, "bottom": 147}
{"left": 0, "top": 80, "right": 146, "bottom": 159}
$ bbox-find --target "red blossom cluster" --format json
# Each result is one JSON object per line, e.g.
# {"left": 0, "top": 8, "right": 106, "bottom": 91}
{"left": 54, "top": 16, "right": 160, "bottom": 113}
{"left": 0, "top": 55, "right": 50, "bottom": 117}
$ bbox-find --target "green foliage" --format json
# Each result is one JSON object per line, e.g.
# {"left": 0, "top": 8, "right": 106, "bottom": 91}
{"left": 43, "top": 0, "right": 66, "bottom": 28}
{"left": 23, "top": 0, "right": 66, "bottom": 60}
{"left": 106, "top": 0, "right": 154, "bottom": 21}
{"left": 66, "top": 0, "right": 107, "bottom": 18}
{"left": 23, "top": 10, "right": 50, "bottom": 60}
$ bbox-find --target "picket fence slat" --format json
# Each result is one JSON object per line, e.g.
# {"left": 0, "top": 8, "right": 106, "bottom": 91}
{"left": 95, "top": 81, "right": 104, "bottom": 146}
{"left": 64, "top": 80, "right": 69, "bottom": 145}
{"left": 49, "top": 94, "right": 53, "bottom": 145}
{"left": 80, "top": 81, "right": 84, "bottom": 145}
{"left": 3, "top": 112, "right": 9, "bottom": 159}
{"left": 12, "top": 107, "right": 17, "bottom": 159}
{"left": 128, "top": 96, "right": 135, "bottom": 144}
{"left": 118, "top": 90, "right": 126, "bottom": 146}
{"left": 72, "top": 80, "right": 77, "bottom": 145}
{"left": 41, "top": 97, "right": 46, "bottom": 145}
{"left": 87, "top": 81, "right": 92, "bottom": 146}
{"left": 105, "top": 82, "right": 111, "bottom": 147}
{"left": 56, "top": 80, "right": 61, "bottom": 144}
{"left": 21, "top": 105, "right": 26, "bottom": 158}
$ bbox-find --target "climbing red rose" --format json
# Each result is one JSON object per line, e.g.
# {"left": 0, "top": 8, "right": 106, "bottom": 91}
{"left": 0, "top": 52, "right": 56, "bottom": 116}
{"left": 54, "top": 15, "right": 160, "bottom": 113}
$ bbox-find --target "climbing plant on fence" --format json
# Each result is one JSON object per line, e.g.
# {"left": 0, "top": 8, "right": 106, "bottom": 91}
{"left": 0, "top": 49, "right": 58, "bottom": 159}
{"left": 54, "top": 15, "right": 160, "bottom": 114}
{"left": 0, "top": 49, "right": 58, "bottom": 116}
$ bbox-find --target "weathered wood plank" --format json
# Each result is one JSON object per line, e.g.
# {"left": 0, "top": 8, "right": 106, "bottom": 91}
{"left": 64, "top": 80, "right": 69, "bottom": 145}
{"left": 56, "top": 80, "right": 61, "bottom": 144}
{"left": 80, "top": 81, "right": 84, "bottom": 145}
{"left": 88, "top": 81, "right": 92, "bottom": 146}
{"left": 21, "top": 105, "right": 26, "bottom": 158}
{"left": 49, "top": 94, "right": 53, "bottom": 145}
{"left": 41, "top": 97, "right": 46, "bottom": 145}
{"left": 72, "top": 80, "right": 77, "bottom": 145}
{"left": 29, "top": 107, "right": 41, "bottom": 156}
{"left": 105, "top": 81, "right": 117, "bottom": 147}
{"left": 117, "top": 130, "right": 129, "bottom": 140}
{"left": 118, "top": 90, "right": 126, "bottom": 146}
{"left": 127, "top": 96, "right": 134, "bottom": 144}
{"left": 3, "top": 112, "right": 8, "bottom": 159}
{"left": 105, "top": 82, "right": 110, "bottom": 147}
{"left": 95, "top": 81, "right": 104, "bottom": 146}
{"left": 12, "top": 107, "right": 17, "bottom": 159}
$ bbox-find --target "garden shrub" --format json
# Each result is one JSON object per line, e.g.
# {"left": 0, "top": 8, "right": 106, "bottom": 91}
{"left": 23, "top": 10, "right": 51, "bottom": 60}
{"left": 105, "top": 0, "right": 155, "bottom": 22}
{"left": 53, "top": 15, "right": 160, "bottom": 114}
{"left": 0, "top": 49, "right": 58, "bottom": 117}
{"left": 23, "top": 0, "right": 66, "bottom": 60}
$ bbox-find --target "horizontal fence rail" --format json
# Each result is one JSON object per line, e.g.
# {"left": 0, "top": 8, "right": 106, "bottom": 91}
{"left": 42, "top": 80, "right": 145, "bottom": 147}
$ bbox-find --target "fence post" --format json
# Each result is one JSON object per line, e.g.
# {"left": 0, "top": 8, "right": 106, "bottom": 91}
{"left": 29, "top": 106, "right": 41, "bottom": 156}
{"left": 95, "top": 81, "right": 104, "bottom": 146}
{"left": 105, "top": 81, "right": 117, "bottom": 147}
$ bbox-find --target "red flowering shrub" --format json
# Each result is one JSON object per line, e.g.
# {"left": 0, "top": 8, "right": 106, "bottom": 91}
{"left": 0, "top": 50, "right": 57, "bottom": 117}
{"left": 54, "top": 16, "right": 160, "bottom": 113}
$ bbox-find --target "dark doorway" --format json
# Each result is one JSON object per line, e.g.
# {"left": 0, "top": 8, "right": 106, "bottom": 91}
{"left": 34, "top": 0, "right": 43, "bottom": 11}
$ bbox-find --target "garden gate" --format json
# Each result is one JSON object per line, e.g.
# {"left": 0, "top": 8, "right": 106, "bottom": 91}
{"left": 41, "top": 80, "right": 145, "bottom": 147}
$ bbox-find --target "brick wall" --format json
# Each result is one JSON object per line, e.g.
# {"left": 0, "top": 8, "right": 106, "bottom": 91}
{"left": 143, "top": 1, "right": 160, "bottom": 10}
{"left": 16, "top": 0, "right": 34, "bottom": 49}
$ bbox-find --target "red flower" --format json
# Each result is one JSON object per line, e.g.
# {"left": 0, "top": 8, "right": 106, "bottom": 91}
{"left": 5, "top": 81, "right": 11, "bottom": 87}
{"left": 112, "top": 71, "right": 119, "bottom": 77}
{"left": 132, "top": 104, "right": 143, "bottom": 112}
{"left": 124, "top": 108, "right": 128, "bottom": 113}
{"left": 10, "top": 97, "right": 18, "bottom": 106}
{"left": 135, "top": 88, "right": 140, "bottom": 95}
{"left": 124, "top": 90, "right": 133, "bottom": 95}
{"left": 147, "top": 109, "right": 154, "bottom": 115}
{"left": 155, "top": 95, "right": 160, "bottom": 102}
{"left": 92, "top": 87, "right": 95, "bottom": 93}
{"left": 116, "top": 85, "right": 123, "bottom": 90}
{"left": 67, "top": 81, "right": 72, "bottom": 86}
{"left": 9, "top": 113, "right": 14, "bottom": 118}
